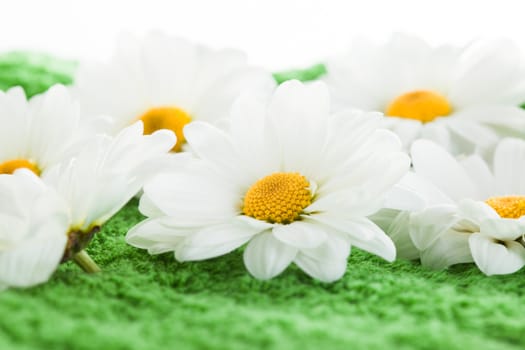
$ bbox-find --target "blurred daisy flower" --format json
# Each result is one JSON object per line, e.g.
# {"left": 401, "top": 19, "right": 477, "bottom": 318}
{"left": 126, "top": 81, "right": 410, "bottom": 282}
{"left": 0, "top": 123, "right": 175, "bottom": 290}
{"left": 323, "top": 34, "right": 525, "bottom": 155}
{"left": 0, "top": 85, "right": 96, "bottom": 176}
{"left": 384, "top": 138, "right": 525, "bottom": 275}
{"left": 74, "top": 32, "right": 276, "bottom": 153}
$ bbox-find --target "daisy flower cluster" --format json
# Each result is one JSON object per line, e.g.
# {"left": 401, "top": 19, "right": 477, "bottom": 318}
{"left": 2, "top": 32, "right": 525, "bottom": 290}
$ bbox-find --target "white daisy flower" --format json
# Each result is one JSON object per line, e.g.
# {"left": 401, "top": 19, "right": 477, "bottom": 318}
{"left": 0, "top": 170, "right": 69, "bottom": 291}
{"left": 74, "top": 32, "right": 276, "bottom": 153}
{"left": 397, "top": 138, "right": 525, "bottom": 275}
{"left": 126, "top": 81, "right": 410, "bottom": 282}
{"left": 323, "top": 34, "right": 525, "bottom": 155}
{"left": 42, "top": 122, "right": 177, "bottom": 263}
{"left": 0, "top": 84, "right": 96, "bottom": 176}
{"left": 0, "top": 123, "right": 176, "bottom": 290}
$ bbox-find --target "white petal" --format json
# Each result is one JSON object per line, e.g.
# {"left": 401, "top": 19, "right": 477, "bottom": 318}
{"left": 183, "top": 121, "right": 241, "bottom": 181}
{"left": 0, "top": 234, "right": 67, "bottom": 288}
{"left": 419, "top": 123, "right": 452, "bottom": 153}
{"left": 310, "top": 214, "right": 375, "bottom": 241}
{"left": 125, "top": 217, "right": 189, "bottom": 254}
{"left": 493, "top": 138, "right": 525, "bottom": 194}
{"left": 229, "top": 92, "right": 280, "bottom": 179}
{"left": 143, "top": 169, "right": 239, "bottom": 226}
{"left": 176, "top": 220, "right": 259, "bottom": 261}
{"left": 409, "top": 205, "right": 458, "bottom": 250}
{"left": 450, "top": 39, "right": 524, "bottom": 105}
{"left": 293, "top": 232, "right": 350, "bottom": 282}
{"left": 138, "top": 192, "right": 165, "bottom": 218}
{"left": 420, "top": 230, "right": 473, "bottom": 270}
{"left": 382, "top": 175, "right": 427, "bottom": 212}
{"left": 345, "top": 218, "right": 396, "bottom": 262}
{"left": 378, "top": 210, "right": 419, "bottom": 260}
{"left": 267, "top": 80, "right": 330, "bottom": 177}
{"left": 446, "top": 119, "right": 499, "bottom": 154}
{"left": 459, "top": 155, "right": 496, "bottom": 199}
{"left": 273, "top": 221, "right": 327, "bottom": 249}
{"left": 313, "top": 214, "right": 396, "bottom": 261}
{"left": 457, "top": 199, "right": 499, "bottom": 223}
{"left": 479, "top": 218, "right": 525, "bottom": 241}
{"left": 243, "top": 231, "right": 298, "bottom": 280}
{"left": 469, "top": 233, "right": 525, "bottom": 276}
{"left": 411, "top": 139, "right": 479, "bottom": 201}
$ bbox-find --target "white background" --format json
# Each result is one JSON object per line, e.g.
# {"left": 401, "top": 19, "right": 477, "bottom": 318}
{"left": 0, "top": 0, "right": 523, "bottom": 70}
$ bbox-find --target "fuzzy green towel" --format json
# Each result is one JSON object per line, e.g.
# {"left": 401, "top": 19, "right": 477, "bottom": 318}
{"left": 0, "top": 53, "right": 524, "bottom": 350}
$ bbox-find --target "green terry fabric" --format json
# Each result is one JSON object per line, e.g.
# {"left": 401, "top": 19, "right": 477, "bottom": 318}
{"left": 273, "top": 63, "right": 327, "bottom": 84}
{"left": 0, "top": 52, "right": 76, "bottom": 97}
{"left": 1, "top": 53, "right": 525, "bottom": 350}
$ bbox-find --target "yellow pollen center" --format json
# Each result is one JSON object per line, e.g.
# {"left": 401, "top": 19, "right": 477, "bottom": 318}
{"left": 385, "top": 90, "right": 452, "bottom": 123}
{"left": 138, "top": 106, "right": 192, "bottom": 152}
{"left": 0, "top": 159, "right": 40, "bottom": 176}
{"left": 243, "top": 172, "right": 312, "bottom": 224}
{"left": 485, "top": 196, "right": 525, "bottom": 219}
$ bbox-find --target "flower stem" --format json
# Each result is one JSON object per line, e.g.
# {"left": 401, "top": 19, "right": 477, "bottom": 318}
{"left": 73, "top": 250, "right": 101, "bottom": 273}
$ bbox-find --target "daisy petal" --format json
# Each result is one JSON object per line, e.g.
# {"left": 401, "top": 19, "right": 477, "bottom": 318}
{"left": 273, "top": 222, "right": 327, "bottom": 249}
{"left": 243, "top": 232, "right": 298, "bottom": 280}
{"left": 0, "top": 234, "right": 66, "bottom": 288}
{"left": 420, "top": 230, "right": 472, "bottom": 270}
{"left": 176, "top": 221, "right": 258, "bottom": 261}
{"left": 479, "top": 218, "right": 525, "bottom": 241}
{"left": 126, "top": 217, "right": 189, "bottom": 254}
{"left": 345, "top": 218, "right": 396, "bottom": 262}
{"left": 183, "top": 121, "right": 240, "bottom": 178}
{"left": 411, "top": 139, "right": 478, "bottom": 201}
{"left": 493, "top": 138, "right": 525, "bottom": 194}
{"left": 294, "top": 233, "right": 350, "bottom": 282}
{"left": 409, "top": 205, "right": 458, "bottom": 250}
{"left": 381, "top": 210, "right": 420, "bottom": 260}
{"left": 469, "top": 233, "right": 525, "bottom": 276}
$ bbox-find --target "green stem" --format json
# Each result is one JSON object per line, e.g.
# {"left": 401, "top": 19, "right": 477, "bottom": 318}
{"left": 73, "top": 250, "right": 101, "bottom": 274}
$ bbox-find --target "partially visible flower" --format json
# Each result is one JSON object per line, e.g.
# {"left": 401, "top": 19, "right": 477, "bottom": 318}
{"left": 388, "top": 138, "right": 525, "bottom": 275}
{"left": 0, "top": 122, "right": 176, "bottom": 290}
{"left": 74, "top": 32, "right": 276, "bottom": 153}
{"left": 0, "top": 170, "right": 69, "bottom": 290}
{"left": 127, "top": 80, "right": 410, "bottom": 282}
{"left": 0, "top": 85, "right": 97, "bottom": 176}
{"left": 323, "top": 34, "right": 525, "bottom": 155}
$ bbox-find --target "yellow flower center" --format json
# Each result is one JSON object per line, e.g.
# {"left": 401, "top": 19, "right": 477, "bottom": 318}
{"left": 485, "top": 196, "right": 525, "bottom": 219}
{"left": 385, "top": 90, "right": 452, "bottom": 123}
{"left": 243, "top": 172, "right": 312, "bottom": 224}
{"left": 138, "top": 106, "right": 192, "bottom": 152}
{"left": 0, "top": 159, "right": 40, "bottom": 176}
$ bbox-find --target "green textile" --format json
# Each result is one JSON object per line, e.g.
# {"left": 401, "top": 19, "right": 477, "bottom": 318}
{"left": 273, "top": 63, "right": 327, "bottom": 84}
{"left": 0, "top": 52, "right": 76, "bottom": 97}
{"left": 1, "top": 53, "right": 525, "bottom": 350}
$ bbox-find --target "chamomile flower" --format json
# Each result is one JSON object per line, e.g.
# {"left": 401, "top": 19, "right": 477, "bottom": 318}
{"left": 395, "top": 139, "right": 525, "bottom": 275}
{"left": 0, "top": 123, "right": 175, "bottom": 290}
{"left": 42, "top": 122, "right": 177, "bottom": 263}
{"left": 126, "top": 80, "right": 410, "bottom": 282}
{"left": 74, "top": 32, "right": 276, "bottom": 152}
{"left": 0, "top": 84, "right": 95, "bottom": 176}
{"left": 323, "top": 34, "right": 525, "bottom": 155}
{"left": 0, "top": 170, "right": 69, "bottom": 290}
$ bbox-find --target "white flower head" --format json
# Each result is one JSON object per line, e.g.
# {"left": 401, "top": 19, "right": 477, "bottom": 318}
{"left": 74, "top": 31, "right": 277, "bottom": 153}
{"left": 0, "top": 123, "right": 176, "bottom": 290}
{"left": 0, "top": 84, "right": 97, "bottom": 176}
{"left": 0, "top": 170, "right": 69, "bottom": 290}
{"left": 127, "top": 80, "right": 410, "bottom": 282}
{"left": 404, "top": 138, "right": 525, "bottom": 275}
{"left": 323, "top": 33, "right": 525, "bottom": 155}
{"left": 43, "top": 121, "right": 177, "bottom": 232}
